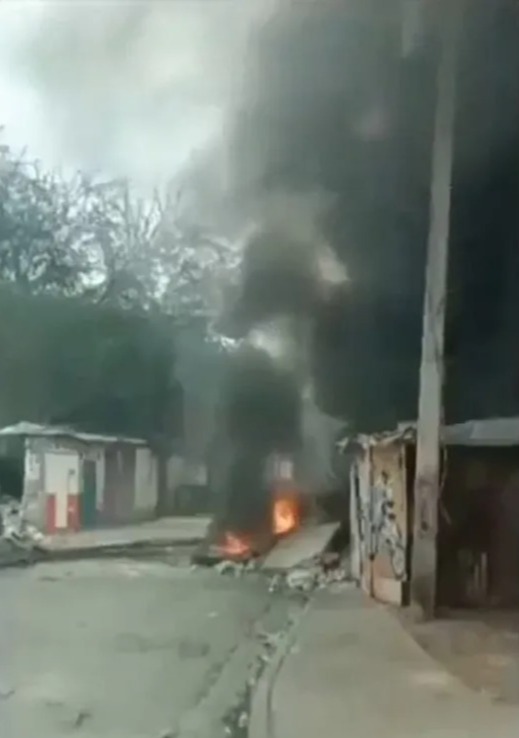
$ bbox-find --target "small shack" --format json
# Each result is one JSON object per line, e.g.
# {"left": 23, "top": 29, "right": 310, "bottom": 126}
{"left": 0, "top": 422, "right": 159, "bottom": 534}
{"left": 346, "top": 418, "right": 519, "bottom": 610}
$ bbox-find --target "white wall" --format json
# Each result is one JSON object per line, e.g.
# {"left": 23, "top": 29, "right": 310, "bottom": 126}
{"left": 134, "top": 447, "right": 158, "bottom": 515}
{"left": 95, "top": 450, "right": 105, "bottom": 513}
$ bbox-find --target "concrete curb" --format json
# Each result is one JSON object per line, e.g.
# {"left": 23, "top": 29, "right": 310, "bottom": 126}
{"left": 0, "top": 537, "right": 203, "bottom": 569}
{"left": 40, "top": 537, "right": 204, "bottom": 561}
{"left": 249, "top": 600, "right": 310, "bottom": 738}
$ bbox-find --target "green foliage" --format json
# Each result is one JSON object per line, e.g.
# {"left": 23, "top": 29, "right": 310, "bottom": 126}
{"left": 0, "top": 287, "right": 178, "bottom": 439}
{"left": 0, "top": 150, "right": 89, "bottom": 295}
{"left": 0, "top": 134, "right": 239, "bottom": 439}
{"left": 0, "top": 136, "right": 237, "bottom": 326}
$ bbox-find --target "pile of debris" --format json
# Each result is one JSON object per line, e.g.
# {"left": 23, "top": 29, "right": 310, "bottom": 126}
{"left": 268, "top": 550, "right": 350, "bottom": 593}
{"left": 211, "top": 549, "right": 350, "bottom": 594}
{"left": 0, "top": 496, "right": 45, "bottom": 566}
{"left": 212, "top": 558, "right": 260, "bottom": 577}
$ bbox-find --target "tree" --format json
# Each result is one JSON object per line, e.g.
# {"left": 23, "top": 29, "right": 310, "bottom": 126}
{"left": 0, "top": 132, "right": 240, "bottom": 341}
{"left": 73, "top": 176, "right": 162, "bottom": 311}
{"left": 0, "top": 126, "right": 245, "bottom": 457}
{"left": 76, "top": 175, "right": 241, "bottom": 340}
{"left": 0, "top": 286, "right": 178, "bottom": 439}
{"left": 152, "top": 201, "right": 241, "bottom": 335}
{"left": 0, "top": 139, "right": 90, "bottom": 296}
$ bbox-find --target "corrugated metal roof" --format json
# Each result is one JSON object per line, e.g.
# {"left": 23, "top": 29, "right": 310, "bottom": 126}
{"left": 0, "top": 422, "right": 147, "bottom": 446}
{"left": 444, "top": 418, "right": 519, "bottom": 447}
{"left": 339, "top": 417, "right": 519, "bottom": 450}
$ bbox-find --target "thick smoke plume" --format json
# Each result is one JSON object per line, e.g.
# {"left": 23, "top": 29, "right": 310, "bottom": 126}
{"left": 6, "top": 0, "right": 519, "bottom": 436}
{"left": 8, "top": 2, "right": 353, "bottom": 445}
{"left": 5, "top": 0, "right": 425, "bottom": 433}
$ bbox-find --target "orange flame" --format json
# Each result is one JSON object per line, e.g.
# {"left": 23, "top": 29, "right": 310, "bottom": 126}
{"left": 273, "top": 495, "right": 299, "bottom": 535}
{"left": 219, "top": 531, "right": 250, "bottom": 558}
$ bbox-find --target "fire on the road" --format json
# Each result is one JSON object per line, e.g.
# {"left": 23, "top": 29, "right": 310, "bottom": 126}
{"left": 217, "top": 492, "right": 300, "bottom": 559}
{"left": 219, "top": 531, "right": 251, "bottom": 558}
{"left": 272, "top": 494, "right": 299, "bottom": 535}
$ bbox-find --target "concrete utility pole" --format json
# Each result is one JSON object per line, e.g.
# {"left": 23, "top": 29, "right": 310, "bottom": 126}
{"left": 411, "top": 0, "right": 464, "bottom": 617}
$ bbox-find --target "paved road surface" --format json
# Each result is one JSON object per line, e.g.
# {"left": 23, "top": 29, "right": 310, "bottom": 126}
{"left": 0, "top": 552, "right": 303, "bottom": 738}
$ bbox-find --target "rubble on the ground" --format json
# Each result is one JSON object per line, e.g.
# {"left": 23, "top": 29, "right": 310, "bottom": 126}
{"left": 0, "top": 497, "right": 45, "bottom": 561}
{"left": 208, "top": 541, "right": 351, "bottom": 594}
{"left": 237, "top": 712, "right": 248, "bottom": 729}
{"left": 214, "top": 560, "right": 244, "bottom": 577}
{"left": 213, "top": 557, "right": 259, "bottom": 577}
{"left": 270, "top": 557, "right": 350, "bottom": 593}
{"left": 256, "top": 628, "right": 284, "bottom": 652}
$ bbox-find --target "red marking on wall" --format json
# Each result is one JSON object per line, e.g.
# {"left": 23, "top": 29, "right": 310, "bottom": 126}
{"left": 67, "top": 495, "right": 80, "bottom": 532}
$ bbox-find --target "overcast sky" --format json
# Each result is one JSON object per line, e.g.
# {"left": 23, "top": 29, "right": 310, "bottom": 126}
{"left": 0, "top": 2, "right": 46, "bottom": 158}
{"left": 0, "top": 0, "right": 265, "bottom": 190}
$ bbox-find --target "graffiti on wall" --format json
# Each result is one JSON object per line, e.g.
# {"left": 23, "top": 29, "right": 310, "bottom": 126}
{"left": 370, "top": 469, "right": 406, "bottom": 581}
{"left": 351, "top": 462, "right": 369, "bottom": 583}
{"left": 350, "top": 442, "right": 409, "bottom": 595}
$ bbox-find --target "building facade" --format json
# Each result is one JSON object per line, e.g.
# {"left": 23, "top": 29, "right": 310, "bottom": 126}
{"left": 347, "top": 418, "right": 519, "bottom": 611}
{"left": 0, "top": 423, "right": 159, "bottom": 534}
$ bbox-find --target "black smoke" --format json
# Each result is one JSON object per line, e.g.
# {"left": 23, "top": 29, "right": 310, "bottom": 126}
{"left": 13, "top": 0, "right": 519, "bottom": 431}
{"left": 228, "top": 0, "right": 519, "bottom": 430}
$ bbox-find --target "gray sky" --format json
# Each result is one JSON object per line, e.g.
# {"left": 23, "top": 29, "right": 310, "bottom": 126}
{"left": 0, "top": 2, "right": 46, "bottom": 158}
{"left": 0, "top": 0, "right": 266, "bottom": 190}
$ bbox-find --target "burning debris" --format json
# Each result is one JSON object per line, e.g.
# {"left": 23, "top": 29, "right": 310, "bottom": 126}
{"left": 219, "top": 531, "right": 252, "bottom": 559}
{"left": 205, "top": 524, "right": 351, "bottom": 595}
{"left": 202, "top": 194, "right": 349, "bottom": 570}
{"left": 272, "top": 492, "right": 300, "bottom": 536}
{"left": 195, "top": 446, "right": 306, "bottom": 567}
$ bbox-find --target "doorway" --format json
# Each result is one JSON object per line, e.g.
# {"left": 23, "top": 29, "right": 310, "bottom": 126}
{"left": 44, "top": 451, "right": 79, "bottom": 532}
{"left": 81, "top": 459, "right": 97, "bottom": 529}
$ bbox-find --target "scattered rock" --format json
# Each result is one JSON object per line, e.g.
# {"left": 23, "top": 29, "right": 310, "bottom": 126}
{"left": 265, "top": 556, "right": 351, "bottom": 594}
{"left": 207, "top": 536, "right": 351, "bottom": 595}
{"left": 222, "top": 695, "right": 250, "bottom": 737}
{"left": 286, "top": 568, "right": 317, "bottom": 591}
{"left": 257, "top": 629, "right": 284, "bottom": 652}
{"left": 268, "top": 573, "right": 283, "bottom": 592}
{"left": 214, "top": 560, "right": 245, "bottom": 577}
{"left": 321, "top": 551, "right": 341, "bottom": 569}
